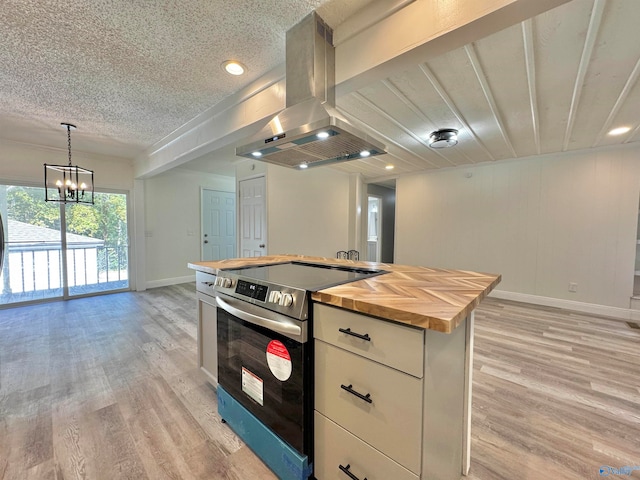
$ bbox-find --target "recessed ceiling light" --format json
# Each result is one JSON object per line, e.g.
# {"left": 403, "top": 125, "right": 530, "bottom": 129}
{"left": 385, "top": 164, "right": 394, "bottom": 170}
{"left": 222, "top": 60, "right": 246, "bottom": 76}
{"left": 299, "top": 163, "right": 308, "bottom": 169}
{"left": 360, "top": 150, "right": 371, "bottom": 157}
{"left": 608, "top": 126, "right": 631, "bottom": 136}
{"left": 251, "top": 151, "right": 262, "bottom": 157}
{"left": 316, "top": 131, "right": 330, "bottom": 139}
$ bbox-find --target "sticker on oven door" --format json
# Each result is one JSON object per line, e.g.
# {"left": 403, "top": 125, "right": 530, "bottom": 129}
{"left": 266, "top": 340, "right": 292, "bottom": 381}
{"left": 242, "top": 367, "right": 264, "bottom": 406}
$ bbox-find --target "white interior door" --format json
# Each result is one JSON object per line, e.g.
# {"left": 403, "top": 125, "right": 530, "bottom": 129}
{"left": 367, "top": 195, "right": 382, "bottom": 262}
{"left": 239, "top": 176, "right": 266, "bottom": 257}
{"left": 202, "top": 189, "right": 236, "bottom": 261}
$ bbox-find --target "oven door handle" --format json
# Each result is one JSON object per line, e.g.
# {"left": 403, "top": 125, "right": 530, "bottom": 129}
{"left": 215, "top": 295, "right": 303, "bottom": 339}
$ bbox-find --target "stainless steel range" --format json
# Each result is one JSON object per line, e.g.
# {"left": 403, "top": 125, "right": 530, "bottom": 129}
{"left": 208, "top": 261, "right": 385, "bottom": 480}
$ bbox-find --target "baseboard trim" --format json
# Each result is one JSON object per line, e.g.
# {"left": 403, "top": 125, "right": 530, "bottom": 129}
{"left": 146, "top": 275, "right": 195, "bottom": 289}
{"left": 489, "top": 290, "right": 635, "bottom": 321}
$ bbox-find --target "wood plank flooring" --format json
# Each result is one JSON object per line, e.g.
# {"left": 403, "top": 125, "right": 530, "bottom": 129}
{"left": 1, "top": 285, "right": 639, "bottom": 479}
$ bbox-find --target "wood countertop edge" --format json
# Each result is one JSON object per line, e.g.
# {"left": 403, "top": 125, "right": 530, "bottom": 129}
{"left": 311, "top": 273, "right": 501, "bottom": 334}
{"left": 189, "top": 255, "right": 501, "bottom": 333}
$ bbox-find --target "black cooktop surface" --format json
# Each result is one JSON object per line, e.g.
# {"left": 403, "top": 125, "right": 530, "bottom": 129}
{"left": 224, "top": 261, "right": 385, "bottom": 292}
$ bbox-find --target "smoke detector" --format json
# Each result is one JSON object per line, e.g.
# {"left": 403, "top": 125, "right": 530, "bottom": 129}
{"left": 428, "top": 129, "right": 458, "bottom": 148}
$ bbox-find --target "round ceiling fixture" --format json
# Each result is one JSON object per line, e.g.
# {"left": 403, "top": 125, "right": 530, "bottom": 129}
{"left": 428, "top": 128, "right": 458, "bottom": 148}
{"left": 222, "top": 60, "right": 246, "bottom": 76}
{"left": 608, "top": 126, "right": 631, "bottom": 136}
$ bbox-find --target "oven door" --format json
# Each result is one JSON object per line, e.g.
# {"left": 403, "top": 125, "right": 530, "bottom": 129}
{"left": 216, "top": 294, "right": 313, "bottom": 456}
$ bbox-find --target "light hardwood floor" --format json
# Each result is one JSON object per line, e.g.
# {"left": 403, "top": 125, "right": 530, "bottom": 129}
{"left": 0, "top": 285, "right": 638, "bottom": 479}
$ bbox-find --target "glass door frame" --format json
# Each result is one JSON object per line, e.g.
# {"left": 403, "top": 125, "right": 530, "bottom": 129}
{"left": 0, "top": 180, "right": 131, "bottom": 307}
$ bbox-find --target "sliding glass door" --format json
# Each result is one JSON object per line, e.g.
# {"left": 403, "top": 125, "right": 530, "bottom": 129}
{"left": 0, "top": 185, "right": 63, "bottom": 303}
{"left": 65, "top": 192, "right": 129, "bottom": 296}
{"left": 0, "top": 184, "right": 129, "bottom": 306}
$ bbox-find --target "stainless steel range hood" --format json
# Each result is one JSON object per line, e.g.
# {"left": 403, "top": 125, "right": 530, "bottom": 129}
{"left": 236, "top": 12, "right": 386, "bottom": 169}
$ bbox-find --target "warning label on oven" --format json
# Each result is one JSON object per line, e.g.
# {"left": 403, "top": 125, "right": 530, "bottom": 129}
{"left": 241, "top": 367, "right": 264, "bottom": 406}
{"left": 266, "top": 340, "right": 292, "bottom": 381}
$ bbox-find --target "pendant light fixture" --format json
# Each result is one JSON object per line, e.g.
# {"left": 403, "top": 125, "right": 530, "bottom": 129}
{"left": 44, "top": 123, "right": 94, "bottom": 204}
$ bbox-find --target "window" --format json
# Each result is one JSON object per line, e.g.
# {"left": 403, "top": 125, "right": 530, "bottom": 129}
{"left": 0, "top": 184, "right": 129, "bottom": 305}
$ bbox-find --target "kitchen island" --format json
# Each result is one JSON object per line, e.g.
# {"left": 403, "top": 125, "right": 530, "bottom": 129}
{"left": 189, "top": 255, "right": 500, "bottom": 480}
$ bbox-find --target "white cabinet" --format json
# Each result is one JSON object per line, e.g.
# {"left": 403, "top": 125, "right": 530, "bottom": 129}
{"left": 314, "top": 411, "right": 418, "bottom": 480}
{"left": 314, "top": 304, "right": 473, "bottom": 480}
{"left": 197, "top": 292, "right": 218, "bottom": 386}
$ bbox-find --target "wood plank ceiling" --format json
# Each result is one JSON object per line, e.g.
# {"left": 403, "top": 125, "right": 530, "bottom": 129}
{"left": 330, "top": 0, "right": 640, "bottom": 181}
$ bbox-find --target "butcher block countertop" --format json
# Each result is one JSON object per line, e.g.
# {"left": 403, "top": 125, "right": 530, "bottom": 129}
{"left": 188, "top": 254, "right": 501, "bottom": 333}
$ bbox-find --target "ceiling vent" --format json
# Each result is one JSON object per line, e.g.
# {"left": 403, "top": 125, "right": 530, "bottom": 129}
{"left": 236, "top": 12, "right": 387, "bottom": 169}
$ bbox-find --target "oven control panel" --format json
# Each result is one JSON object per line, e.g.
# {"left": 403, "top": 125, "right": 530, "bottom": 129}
{"left": 235, "top": 279, "right": 269, "bottom": 302}
{"left": 211, "top": 272, "right": 308, "bottom": 320}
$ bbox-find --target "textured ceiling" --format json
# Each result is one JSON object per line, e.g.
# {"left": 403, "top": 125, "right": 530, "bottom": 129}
{"left": 1, "top": 0, "right": 639, "bottom": 181}
{"left": 0, "top": 0, "right": 371, "bottom": 159}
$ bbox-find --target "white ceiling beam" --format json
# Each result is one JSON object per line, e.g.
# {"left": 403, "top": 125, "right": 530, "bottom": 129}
{"left": 134, "top": 68, "right": 286, "bottom": 178}
{"left": 522, "top": 19, "right": 540, "bottom": 155}
{"left": 464, "top": 43, "right": 517, "bottom": 158}
{"left": 562, "top": 0, "right": 606, "bottom": 151}
{"left": 335, "top": 0, "right": 573, "bottom": 96}
{"left": 592, "top": 55, "right": 640, "bottom": 147}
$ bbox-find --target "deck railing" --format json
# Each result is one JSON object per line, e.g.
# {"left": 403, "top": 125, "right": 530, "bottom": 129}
{"left": 1, "top": 244, "right": 129, "bottom": 295}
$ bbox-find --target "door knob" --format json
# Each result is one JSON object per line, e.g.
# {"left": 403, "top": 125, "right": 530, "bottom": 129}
{"left": 204, "top": 240, "right": 209, "bottom": 244}
{"left": 204, "top": 234, "right": 208, "bottom": 237}
{"left": 259, "top": 244, "right": 265, "bottom": 248}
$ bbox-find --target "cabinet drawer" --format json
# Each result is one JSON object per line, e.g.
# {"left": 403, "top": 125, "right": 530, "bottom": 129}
{"left": 315, "top": 341, "right": 422, "bottom": 473}
{"left": 314, "top": 304, "right": 424, "bottom": 378}
{"left": 314, "top": 411, "right": 418, "bottom": 480}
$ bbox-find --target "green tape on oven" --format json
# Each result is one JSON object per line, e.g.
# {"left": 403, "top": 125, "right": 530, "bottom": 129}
{"left": 217, "top": 386, "right": 313, "bottom": 480}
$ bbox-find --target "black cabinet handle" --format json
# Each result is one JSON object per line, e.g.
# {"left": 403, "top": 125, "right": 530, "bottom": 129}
{"left": 339, "top": 464, "right": 368, "bottom": 480}
{"left": 338, "top": 327, "right": 370, "bottom": 341}
{"left": 340, "top": 384, "right": 372, "bottom": 404}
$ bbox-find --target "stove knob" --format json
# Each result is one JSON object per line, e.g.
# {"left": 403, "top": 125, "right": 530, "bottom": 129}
{"left": 214, "top": 277, "right": 223, "bottom": 287}
{"left": 222, "top": 277, "right": 234, "bottom": 288}
{"left": 268, "top": 291, "right": 282, "bottom": 303}
{"left": 279, "top": 293, "right": 293, "bottom": 307}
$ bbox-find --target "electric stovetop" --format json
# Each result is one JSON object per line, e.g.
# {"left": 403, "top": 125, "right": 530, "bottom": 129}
{"left": 224, "top": 261, "right": 385, "bottom": 291}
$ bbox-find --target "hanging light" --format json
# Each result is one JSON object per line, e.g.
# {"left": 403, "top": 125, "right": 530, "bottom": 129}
{"left": 44, "top": 123, "right": 94, "bottom": 204}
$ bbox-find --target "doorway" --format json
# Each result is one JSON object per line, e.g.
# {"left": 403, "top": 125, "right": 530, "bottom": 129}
{"left": 239, "top": 176, "right": 266, "bottom": 257}
{"left": 367, "top": 195, "right": 382, "bottom": 262}
{"left": 201, "top": 189, "right": 236, "bottom": 261}
{"left": 365, "top": 182, "right": 396, "bottom": 264}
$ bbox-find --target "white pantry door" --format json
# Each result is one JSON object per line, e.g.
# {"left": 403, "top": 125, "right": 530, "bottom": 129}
{"left": 239, "top": 176, "right": 266, "bottom": 257}
{"left": 202, "top": 189, "right": 236, "bottom": 261}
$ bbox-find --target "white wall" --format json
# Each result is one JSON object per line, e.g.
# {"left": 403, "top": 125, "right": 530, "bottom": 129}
{"left": 396, "top": 145, "right": 640, "bottom": 310}
{"left": 144, "top": 168, "right": 235, "bottom": 286}
{"left": 0, "top": 139, "right": 133, "bottom": 190}
{"left": 266, "top": 164, "right": 350, "bottom": 258}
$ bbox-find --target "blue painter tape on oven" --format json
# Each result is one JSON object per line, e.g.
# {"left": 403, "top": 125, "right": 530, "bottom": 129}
{"left": 217, "top": 386, "right": 313, "bottom": 480}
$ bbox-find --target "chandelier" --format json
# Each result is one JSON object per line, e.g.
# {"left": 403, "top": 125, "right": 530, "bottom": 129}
{"left": 44, "top": 123, "right": 94, "bottom": 204}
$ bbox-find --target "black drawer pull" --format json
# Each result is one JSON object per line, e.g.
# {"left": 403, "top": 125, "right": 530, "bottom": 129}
{"left": 338, "top": 327, "right": 370, "bottom": 341}
{"left": 339, "top": 463, "right": 368, "bottom": 480}
{"left": 340, "top": 384, "right": 372, "bottom": 404}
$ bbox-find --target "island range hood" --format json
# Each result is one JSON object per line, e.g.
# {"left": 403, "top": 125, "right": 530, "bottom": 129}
{"left": 236, "top": 12, "right": 387, "bottom": 169}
